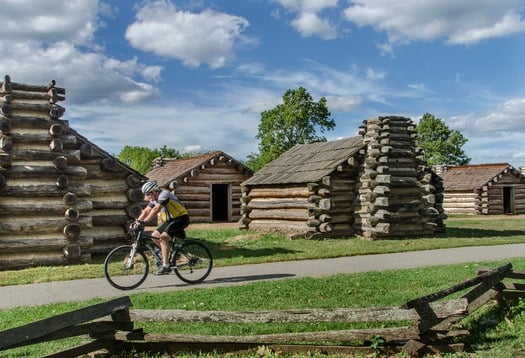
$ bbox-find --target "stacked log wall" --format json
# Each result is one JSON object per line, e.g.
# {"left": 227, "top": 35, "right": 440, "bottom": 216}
{"left": 486, "top": 186, "right": 504, "bottom": 214}
{"left": 354, "top": 116, "right": 445, "bottom": 239}
{"left": 239, "top": 185, "right": 314, "bottom": 234}
{"left": 81, "top": 171, "right": 143, "bottom": 254}
{"left": 240, "top": 170, "right": 358, "bottom": 239}
{"left": 0, "top": 76, "right": 144, "bottom": 270}
{"left": 424, "top": 169, "right": 447, "bottom": 233}
{"left": 442, "top": 191, "right": 480, "bottom": 214}
{"left": 176, "top": 158, "right": 250, "bottom": 222}
{"left": 305, "top": 166, "right": 358, "bottom": 239}
{"left": 514, "top": 186, "right": 525, "bottom": 214}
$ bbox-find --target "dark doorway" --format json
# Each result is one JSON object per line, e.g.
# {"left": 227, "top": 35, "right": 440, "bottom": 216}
{"left": 211, "top": 184, "right": 229, "bottom": 221}
{"left": 503, "top": 187, "right": 514, "bottom": 214}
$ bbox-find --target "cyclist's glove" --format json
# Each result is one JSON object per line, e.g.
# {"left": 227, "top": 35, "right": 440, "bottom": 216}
{"left": 130, "top": 220, "right": 144, "bottom": 229}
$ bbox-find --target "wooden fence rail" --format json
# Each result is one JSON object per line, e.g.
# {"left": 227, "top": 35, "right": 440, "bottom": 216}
{"left": 1, "top": 263, "right": 524, "bottom": 357}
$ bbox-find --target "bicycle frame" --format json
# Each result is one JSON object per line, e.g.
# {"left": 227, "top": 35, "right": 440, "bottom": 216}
{"left": 128, "top": 224, "right": 184, "bottom": 257}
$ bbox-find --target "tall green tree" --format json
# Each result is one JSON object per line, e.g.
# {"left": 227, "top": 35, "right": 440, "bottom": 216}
{"left": 246, "top": 87, "right": 335, "bottom": 171}
{"left": 416, "top": 113, "right": 470, "bottom": 166}
{"left": 118, "top": 145, "right": 181, "bottom": 174}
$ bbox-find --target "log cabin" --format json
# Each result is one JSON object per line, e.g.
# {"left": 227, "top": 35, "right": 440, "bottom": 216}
{"left": 0, "top": 75, "right": 146, "bottom": 270}
{"left": 435, "top": 163, "right": 525, "bottom": 215}
{"left": 240, "top": 116, "right": 446, "bottom": 239}
{"left": 146, "top": 151, "right": 253, "bottom": 223}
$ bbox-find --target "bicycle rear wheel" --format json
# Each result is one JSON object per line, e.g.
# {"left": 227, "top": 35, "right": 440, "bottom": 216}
{"left": 173, "top": 241, "right": 213, "bottom": 284}
{"left": 104, "top": 245, "right": 149, "bottom": 290}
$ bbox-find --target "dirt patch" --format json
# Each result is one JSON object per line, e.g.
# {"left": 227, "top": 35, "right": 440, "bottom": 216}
{"left": 188, "top": 222, "right": 240, "bottom": 230}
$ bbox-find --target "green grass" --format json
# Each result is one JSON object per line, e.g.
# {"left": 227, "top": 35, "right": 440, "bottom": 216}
{"left": 1, "top": 259, "right": 525, "bottom": 357}
{"left": 2, "top": 215, "right": 525, "bottom": 286}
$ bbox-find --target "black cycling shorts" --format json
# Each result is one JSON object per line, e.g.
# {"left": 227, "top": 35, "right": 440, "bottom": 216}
{"left": 157, "top": 214, "right": 190, "bottom": 238}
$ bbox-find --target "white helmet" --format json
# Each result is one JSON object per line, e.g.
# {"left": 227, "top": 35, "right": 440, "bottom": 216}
{"left": 141, "top": 180, "right": 159, "bottom": 194}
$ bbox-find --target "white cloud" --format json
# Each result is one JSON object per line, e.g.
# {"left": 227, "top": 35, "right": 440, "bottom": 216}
{"left": 444, "top": 97, "right": 525, "bottom": 165}
{"left": 125, "top": 0, "right": 250, "bottom": 68}
{"left": 366, "top": 68, "right": 385, "bottom": 80}
{"left": 291, "top": 11, "right": 337, "bottom": 39}
{"left": 473, "top": 98, "right": 525, "bottom": 133}
{"left": 463, "top": 133, "right": 524, "bottom": 166}
{"left": 416, "top": 97, "right": 525, "bottom": 168}
{"left": 103, "top": 57, "right": 163, "bottom": 83}
{"left": 326, "top": 95, "right": 363, "bottom": 111}
{"left": 69, "top": 98, "right": 261, "bottom": 161}
{"left": 274, "top": 0, "right": 339, "bottom": 13}
{"left": 343, "top": 0, "right": 525, "bottom": 50}
{"left": 447, "top": 10, "right": 525, "bottom": 45}
{"left": 0, "top": 1, "right": 163, "bottom": 105}
{"left": 259, "top": 61, "right": 384, "bottom": 103}
{"left": 0, "top": 0, "right": 99, "bottom": 45}
{"left": 407, "top": 83, "right": 431, "bottom": 93}
{"left": 0, "top": 41, "right": 160, "bottom": 104}
{"left": 272, "top": 0, "right": 339, "bottom": 39}
{"left": 119, "top": 82, "right": 159, "bottom": 102}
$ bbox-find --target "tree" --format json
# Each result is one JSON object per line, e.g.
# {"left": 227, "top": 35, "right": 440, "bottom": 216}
{"left": 246, "top": 87, "right": 335, "bottom": 171}
{"left": 416, "top": 113, "right": 470, "bottom": 166}
{"left": 118, "top": 145, "right": 181, "bottom": 174}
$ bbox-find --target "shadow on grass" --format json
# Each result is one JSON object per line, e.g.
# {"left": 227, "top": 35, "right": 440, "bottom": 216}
{"left": 440, "top": 227, "right": 525, "bottom": 239}
{"left": 460, "top": 299, "right": 525, "bottom": 353}
{"left": 198, "top": 241, "right": 298, "bottom": 260}
{"left": 206, "top": 272, "right": 296, "bottom": 284}
{"left": 143, "top": 273, "right": 297, "bottom": 290}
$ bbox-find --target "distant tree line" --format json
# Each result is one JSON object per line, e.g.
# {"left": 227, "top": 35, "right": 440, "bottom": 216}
{"left": 118, "top": 145, "right": 206, "bottom": 175}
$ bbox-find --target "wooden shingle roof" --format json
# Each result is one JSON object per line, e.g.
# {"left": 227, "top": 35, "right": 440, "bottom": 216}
{"left": 242, "top": 137, "right": 364, "bottom": 186}
{"left": 438, "top": 163, "right": 523, "bottom": 191}
{"left": 146, "top": 151, "right": 252, "bottom": 187}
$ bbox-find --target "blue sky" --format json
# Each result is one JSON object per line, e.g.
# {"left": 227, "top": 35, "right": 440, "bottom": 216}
{"left": 1, "top": 0, "right": 525, "bottom": 168}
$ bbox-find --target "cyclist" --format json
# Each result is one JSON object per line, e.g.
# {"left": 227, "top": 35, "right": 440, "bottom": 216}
{"left": 135, "top": 180, "right": 189, "bottom": 275}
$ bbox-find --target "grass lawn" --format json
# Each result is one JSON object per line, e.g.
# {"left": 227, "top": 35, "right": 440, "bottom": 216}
{"left": 1, "top": 215, "right": 525, "bottom": 357}
{"left": 1, "top": 259, "right": 525, "bottom": 357}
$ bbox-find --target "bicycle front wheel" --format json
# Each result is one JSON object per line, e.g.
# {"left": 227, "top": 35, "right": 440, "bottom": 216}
{"left": 173, "top": 241, "right": 213, "bottom": 284}
{"left": 104, "top": 245, "right": 149, "bottom": 290}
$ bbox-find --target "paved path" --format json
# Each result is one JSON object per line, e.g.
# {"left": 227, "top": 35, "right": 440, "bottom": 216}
{"left": 2, "top": 243, "right": 525, "bottom": 309}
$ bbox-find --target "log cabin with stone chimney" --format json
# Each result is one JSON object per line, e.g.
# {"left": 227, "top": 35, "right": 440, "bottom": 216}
{"left": 0, "top": 75, "right": 146, "bottom": 270}
{"left": 436, "top": 163, "right": 525, "bottom": 215}
{"left": 146, "top": 151, "right": 253, "bottom": 223}
{"left": 240, "top": 116, "right": 446, "bottom": 239}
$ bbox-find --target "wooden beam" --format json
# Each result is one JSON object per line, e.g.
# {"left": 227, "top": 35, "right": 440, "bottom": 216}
{"left": 0, "top": 297, "right": 132, "bottom": 350}
{"left": 403, "top": 263, "right": 512, "bottom": 309}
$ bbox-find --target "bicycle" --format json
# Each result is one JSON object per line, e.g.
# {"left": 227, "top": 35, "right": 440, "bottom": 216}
{"left": 103, "top": 222, "right": 213, "bottom": 290}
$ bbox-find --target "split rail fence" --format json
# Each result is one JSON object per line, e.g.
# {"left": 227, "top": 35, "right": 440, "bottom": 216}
{"left": 1, "top": 263, "right": 524, "bottom": 357}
